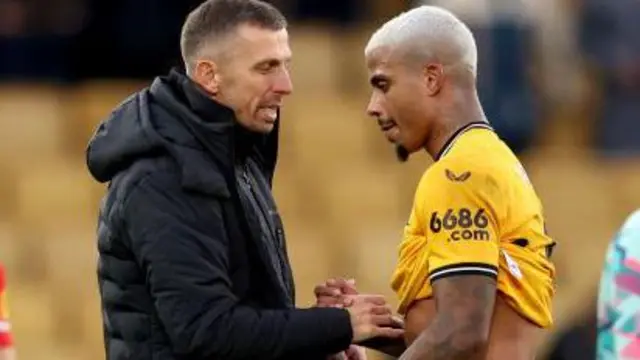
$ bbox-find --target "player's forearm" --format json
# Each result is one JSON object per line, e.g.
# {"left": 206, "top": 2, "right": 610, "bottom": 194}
{"left": 357, "top": 336, "right": 406, "bottom": 357}
{"left": 397, "top": 313, "right": 487, "bottom": 360}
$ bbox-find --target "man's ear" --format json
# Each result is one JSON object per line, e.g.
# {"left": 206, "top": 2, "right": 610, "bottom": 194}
{"left": 192, "top": 59, "right": 220, "bottom": 94}
{"left": 423, "top": 63, "right": 444, "bottom": 96}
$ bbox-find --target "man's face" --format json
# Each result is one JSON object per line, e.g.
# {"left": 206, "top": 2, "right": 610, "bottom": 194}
{"left": 365, "top": 46, "right": 440, "bottom": 158}
{"left": 198, "top": 25, "right": 293, "bottom": 133}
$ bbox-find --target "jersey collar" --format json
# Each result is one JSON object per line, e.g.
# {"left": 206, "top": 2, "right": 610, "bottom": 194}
{"left": 434, "top": 121, "right": 494, "bottom": 161}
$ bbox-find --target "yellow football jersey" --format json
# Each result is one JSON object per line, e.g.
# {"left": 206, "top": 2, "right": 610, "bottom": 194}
{"left": 391, "top": 122, "right": 556, "bottom": 329}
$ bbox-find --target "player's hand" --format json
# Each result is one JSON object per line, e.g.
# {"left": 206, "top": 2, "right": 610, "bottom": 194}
{"left": 344, "top": 345, "right": 367, "bottom": 360}
{"left": 327, "top": 344, "right": 368, "bottom": 360}
{"left": 347, "top": 295, "right": 404, "bottom": 342}
{"left": 315, "top": 278, "right": 358, "bottom": 308}
{"left": 328, "top": 345, "right": 367, "bottom": 360}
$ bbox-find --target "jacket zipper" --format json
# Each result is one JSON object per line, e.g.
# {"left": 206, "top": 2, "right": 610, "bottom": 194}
{"left": 241, "top": 162, "right": 293, "bottom": 302}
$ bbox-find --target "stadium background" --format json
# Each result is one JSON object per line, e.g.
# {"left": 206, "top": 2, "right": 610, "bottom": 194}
{"left": 0, "top": 0, "right": 638, "bottom": 358}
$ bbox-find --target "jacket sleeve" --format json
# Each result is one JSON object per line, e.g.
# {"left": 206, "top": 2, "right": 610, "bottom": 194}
{"left": 123, "top": 173, "right": 353, "bottom": 359}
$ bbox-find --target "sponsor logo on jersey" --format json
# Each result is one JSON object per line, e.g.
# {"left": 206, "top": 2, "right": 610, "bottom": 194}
{"left": 445, "top": 169, "right": 471, "bottom": 182}
{"left": 429, "top": 208, "right": 490, "bottom": 242}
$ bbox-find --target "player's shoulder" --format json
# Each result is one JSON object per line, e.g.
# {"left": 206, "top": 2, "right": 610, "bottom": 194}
{"left": 429, "top": 131, "right": 526, "bottom": 186}
{"left": 418, "top": 152, "right": 500, "bottom": 193}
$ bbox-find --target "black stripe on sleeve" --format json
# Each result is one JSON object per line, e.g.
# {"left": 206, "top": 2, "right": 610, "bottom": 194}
{"left": 428, "top": 262, "right": 498, "bottom": 284}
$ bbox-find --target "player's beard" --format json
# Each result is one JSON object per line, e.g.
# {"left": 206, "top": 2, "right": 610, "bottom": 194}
{"left": 395, "top": 144, "right": 409, "bottom": 162}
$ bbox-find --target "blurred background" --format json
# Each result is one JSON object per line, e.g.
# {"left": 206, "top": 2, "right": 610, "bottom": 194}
{"left": 0, "top": 0, "right": 638, "bottom": 358}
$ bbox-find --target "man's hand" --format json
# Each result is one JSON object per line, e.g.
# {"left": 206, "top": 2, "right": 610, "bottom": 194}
{"left": 348, "top": 295, "right": 404, "bottom": 342}
{"left": 315, "top": 278, "right": 358, "bottom": 308}
{"left": 314, "top": 278, "right": 406, "bottom": 357}
{"left": 315, "top": 278, "right": 405, "bottom": 359}
{"left": 316, "top": 278, "right": 367, "bottom": 360}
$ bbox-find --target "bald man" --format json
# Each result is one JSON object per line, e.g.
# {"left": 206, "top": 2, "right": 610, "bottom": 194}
{"left": 360, "top": 5, "right": 555, "bottom": 360}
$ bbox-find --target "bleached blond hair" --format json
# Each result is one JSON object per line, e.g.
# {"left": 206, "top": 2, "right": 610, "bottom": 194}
{"left": 365, "top": 5, "right": 478, "bottom": 78}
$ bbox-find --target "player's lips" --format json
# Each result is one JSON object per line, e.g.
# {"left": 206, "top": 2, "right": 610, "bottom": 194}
{"left": 378, "top": 120, "right": 400, "bottom": 142}
{"left": 378, "top": 119, "right": 397, "bottom": 132}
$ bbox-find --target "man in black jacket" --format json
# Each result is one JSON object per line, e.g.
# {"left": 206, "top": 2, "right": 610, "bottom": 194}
{"left": 85, "top": 1, "right": 403, "bottom": 359}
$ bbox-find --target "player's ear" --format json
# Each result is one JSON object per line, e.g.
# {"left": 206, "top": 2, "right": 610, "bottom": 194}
{"left": 423, "top": 63, "right": 444, "bottom": 96}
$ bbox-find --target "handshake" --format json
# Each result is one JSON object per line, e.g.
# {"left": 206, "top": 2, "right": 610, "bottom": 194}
{"left": 314, "top": 278, "right": 405, "bottom": 359}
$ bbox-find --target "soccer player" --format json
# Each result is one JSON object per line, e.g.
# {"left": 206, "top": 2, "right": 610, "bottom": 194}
{"left": 0, "top": 264, "right": 15, "bottom": 360}
{"left": 362, "top": 5, "right": 556, "bottom": 359}
{"left": 597, "top": 209, "right": 640, "bottom": 359}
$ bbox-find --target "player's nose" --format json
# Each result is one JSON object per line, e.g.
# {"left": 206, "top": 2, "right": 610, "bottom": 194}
{"left": 366, "top": 95, "right": 383, "bottom": 119}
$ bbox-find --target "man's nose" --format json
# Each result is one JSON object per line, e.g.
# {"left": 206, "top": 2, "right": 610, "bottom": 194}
{"left": 273, "top": 69, "right": 293, "bottom": 95}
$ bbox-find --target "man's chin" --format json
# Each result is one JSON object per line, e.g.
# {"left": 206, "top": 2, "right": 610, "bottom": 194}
{"left": 395, "top": 144, "right": 410, "bottom": 163}
{"left": 253, "top": 121, "right": 276, "bottom": 134}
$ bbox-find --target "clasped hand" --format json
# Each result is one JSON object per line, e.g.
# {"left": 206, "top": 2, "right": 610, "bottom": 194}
{"left": 314, "top": 278, "right": 404, "bottom": 360}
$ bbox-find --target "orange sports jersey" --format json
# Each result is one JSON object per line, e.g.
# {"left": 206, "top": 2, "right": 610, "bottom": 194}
{"left": 0, "top": 264, "right": 13, "bottom": 348}
{"left": 391, "top": 122, "right": 556, "bottom": 329}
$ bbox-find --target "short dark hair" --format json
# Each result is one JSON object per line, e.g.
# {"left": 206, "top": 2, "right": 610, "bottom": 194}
{"left": 180, "top": 0, "right": 287, "bottom": 70}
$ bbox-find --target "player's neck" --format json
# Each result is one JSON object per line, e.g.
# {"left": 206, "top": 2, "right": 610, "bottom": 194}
{"left": 424, "top": 93, "right": 487, "bottom": 160}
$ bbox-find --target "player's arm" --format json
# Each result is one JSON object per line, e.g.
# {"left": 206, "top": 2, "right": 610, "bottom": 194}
{"left": 399, "top": 276, "right": 495, "bottom": 360}
{"left": 399, "top": 167, "right": 501, "bottom": 360}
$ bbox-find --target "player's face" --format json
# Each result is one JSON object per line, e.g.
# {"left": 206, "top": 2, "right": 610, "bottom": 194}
{"left": 365, "top": 46, "right": 440, "bottom": 158}
{"left": 195, "top": 25, "right": 293, "bottom": 133}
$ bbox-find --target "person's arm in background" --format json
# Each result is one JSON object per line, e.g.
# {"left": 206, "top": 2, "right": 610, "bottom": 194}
{"left": 124, "top": 174, "right": 403, "bottom": 360}
{"left": 0, "top": 265, "right": 16, "bottom": 360}
{"left": 597, "top": 210, "right": 640, "bottom": 359}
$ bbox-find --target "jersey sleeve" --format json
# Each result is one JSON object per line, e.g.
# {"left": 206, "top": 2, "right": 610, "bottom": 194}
{"left": 0, "top": 265, "right": 13, "bottom": 348}
{"left": 416, "top": 165, "right": 504, "bottom": 284}
{"left": 391, "top": 203, "right": 431, "bottom": 314}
